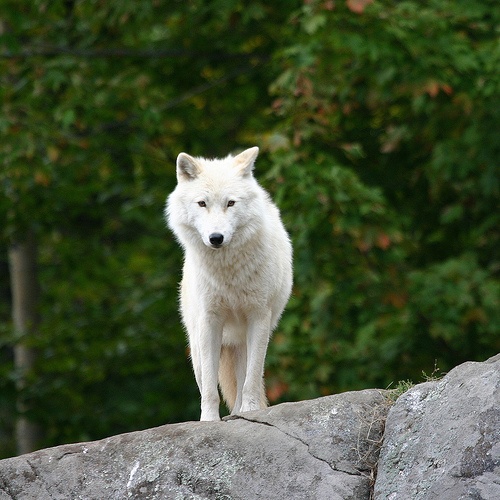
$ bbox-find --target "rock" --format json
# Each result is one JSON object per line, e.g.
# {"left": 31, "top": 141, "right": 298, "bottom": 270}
{"left": 0, "top": 389, "right": 388, "bottom": 500}
{"left": 2, "top": 355, "right": 498, "bottom": 499}
{"left": 374, "top": 354, "right": 500, "bottom": 500}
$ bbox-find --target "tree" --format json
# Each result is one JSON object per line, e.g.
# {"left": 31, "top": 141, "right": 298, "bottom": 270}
{"left": 0, "top": 0, "right": 297, "bottom": 455}
{"left": 264, "top": 0, "right": 500, "bottom": 399}
{"left": 1, "top": 0, "right": 498, "bottom": 457}
{"left": 8, "top": 233, "right": 43, "bottom": 454}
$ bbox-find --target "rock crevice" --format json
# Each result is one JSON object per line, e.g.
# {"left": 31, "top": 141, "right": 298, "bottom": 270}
{"left": 226, "top": 413, "right": 359, "bottom": 476}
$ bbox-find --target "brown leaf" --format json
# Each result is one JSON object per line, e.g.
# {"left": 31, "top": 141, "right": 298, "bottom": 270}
{"left": 346, "top": 0, "right": 373, "bottom": 14}
{"left": 267, "top": 380, "right": 289, "bottom": 402}
{"left": 34, "top": 171, "right": 51, "bottom": 187}
{"left": 376, "top": 233, "right": 391, "bottom": 250}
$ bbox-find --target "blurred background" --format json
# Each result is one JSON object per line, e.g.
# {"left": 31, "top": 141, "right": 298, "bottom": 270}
{"left": 1, "top": 0, "right": 498, "bottom": 458}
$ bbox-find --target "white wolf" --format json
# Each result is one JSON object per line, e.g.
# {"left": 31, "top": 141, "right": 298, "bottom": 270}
{"left": 166, "top": 146, "right": 292, "bottom": 421}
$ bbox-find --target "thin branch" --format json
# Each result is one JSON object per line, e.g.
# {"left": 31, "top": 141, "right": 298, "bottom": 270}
{"left": 0, "top": 45, "right": 268, "bottom": 61}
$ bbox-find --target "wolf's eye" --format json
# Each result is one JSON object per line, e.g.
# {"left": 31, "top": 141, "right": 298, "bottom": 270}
{"left": 197, "top": 201, "right": 206, "bottom": 207}
{"left": 227, "top": 200, "right": 235, "bottom": 207}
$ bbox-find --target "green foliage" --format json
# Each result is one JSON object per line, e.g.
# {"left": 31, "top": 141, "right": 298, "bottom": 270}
{"left": 1, "top": 0, "right": 498, "bottom": 457}
{"left": 405, "top": 254, "right": 500, "bottom": 355}
{"left": 264, "top": 151, "right": 406, "bottom": 398}
{"left": 385, "top": 380, "right": 414, "bottom": 405}
{"left": 263, "top": 0, "right": 499, "bottom": 402}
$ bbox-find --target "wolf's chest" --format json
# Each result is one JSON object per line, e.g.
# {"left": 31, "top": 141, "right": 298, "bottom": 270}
{"left": 202, "top": 259, "right": 266, "bottom": 308}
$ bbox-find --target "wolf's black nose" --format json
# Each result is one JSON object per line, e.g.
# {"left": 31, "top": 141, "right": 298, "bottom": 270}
{"left": 209, "top": 233, "right": 224, "bottom": 247}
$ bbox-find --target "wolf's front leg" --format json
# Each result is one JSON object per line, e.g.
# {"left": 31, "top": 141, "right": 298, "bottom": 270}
{"left": 197, "top": 313, "right": 223, "bottom": 421}
{"left": 240, "top": 310, "right": 271, "bottom": 413}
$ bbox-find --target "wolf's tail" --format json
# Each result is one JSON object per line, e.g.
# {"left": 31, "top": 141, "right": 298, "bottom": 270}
{"left": 218, "top": 345, "right": 267, "bottom": 412}
{"left": 219, "top": 346, "right": 238, "bottom": 411}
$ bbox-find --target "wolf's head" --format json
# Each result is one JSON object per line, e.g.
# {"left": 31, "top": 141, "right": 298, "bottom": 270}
{"left": 167, "top": 147, "right": 263, "bottom": 250}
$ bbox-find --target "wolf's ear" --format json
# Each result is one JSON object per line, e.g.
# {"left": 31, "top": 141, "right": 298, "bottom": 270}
{"left": 234, "top": 146, "right": 259, "bottom": 177}
{"left": 176, "top": 153, "right": 201, "bottom": 182}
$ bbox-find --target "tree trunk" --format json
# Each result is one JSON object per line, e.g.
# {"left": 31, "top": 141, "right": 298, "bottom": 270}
{"left": 8, "top": 233, "right": 43, "bottom": 455}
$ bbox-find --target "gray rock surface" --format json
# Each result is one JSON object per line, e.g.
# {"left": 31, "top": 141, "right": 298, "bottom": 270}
{"left": 374, "top": 353, "right": 500, "bottom": 500}
{"left": 1, "top": 355, "right": 499, "bottom": 499}
{"left": 0, "top": 389, "right": 387, "bottom": 500}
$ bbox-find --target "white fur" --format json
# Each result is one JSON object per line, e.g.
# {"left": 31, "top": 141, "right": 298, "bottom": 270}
{"left": 166, "top": 147, "right": 293, "bottom": 421}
